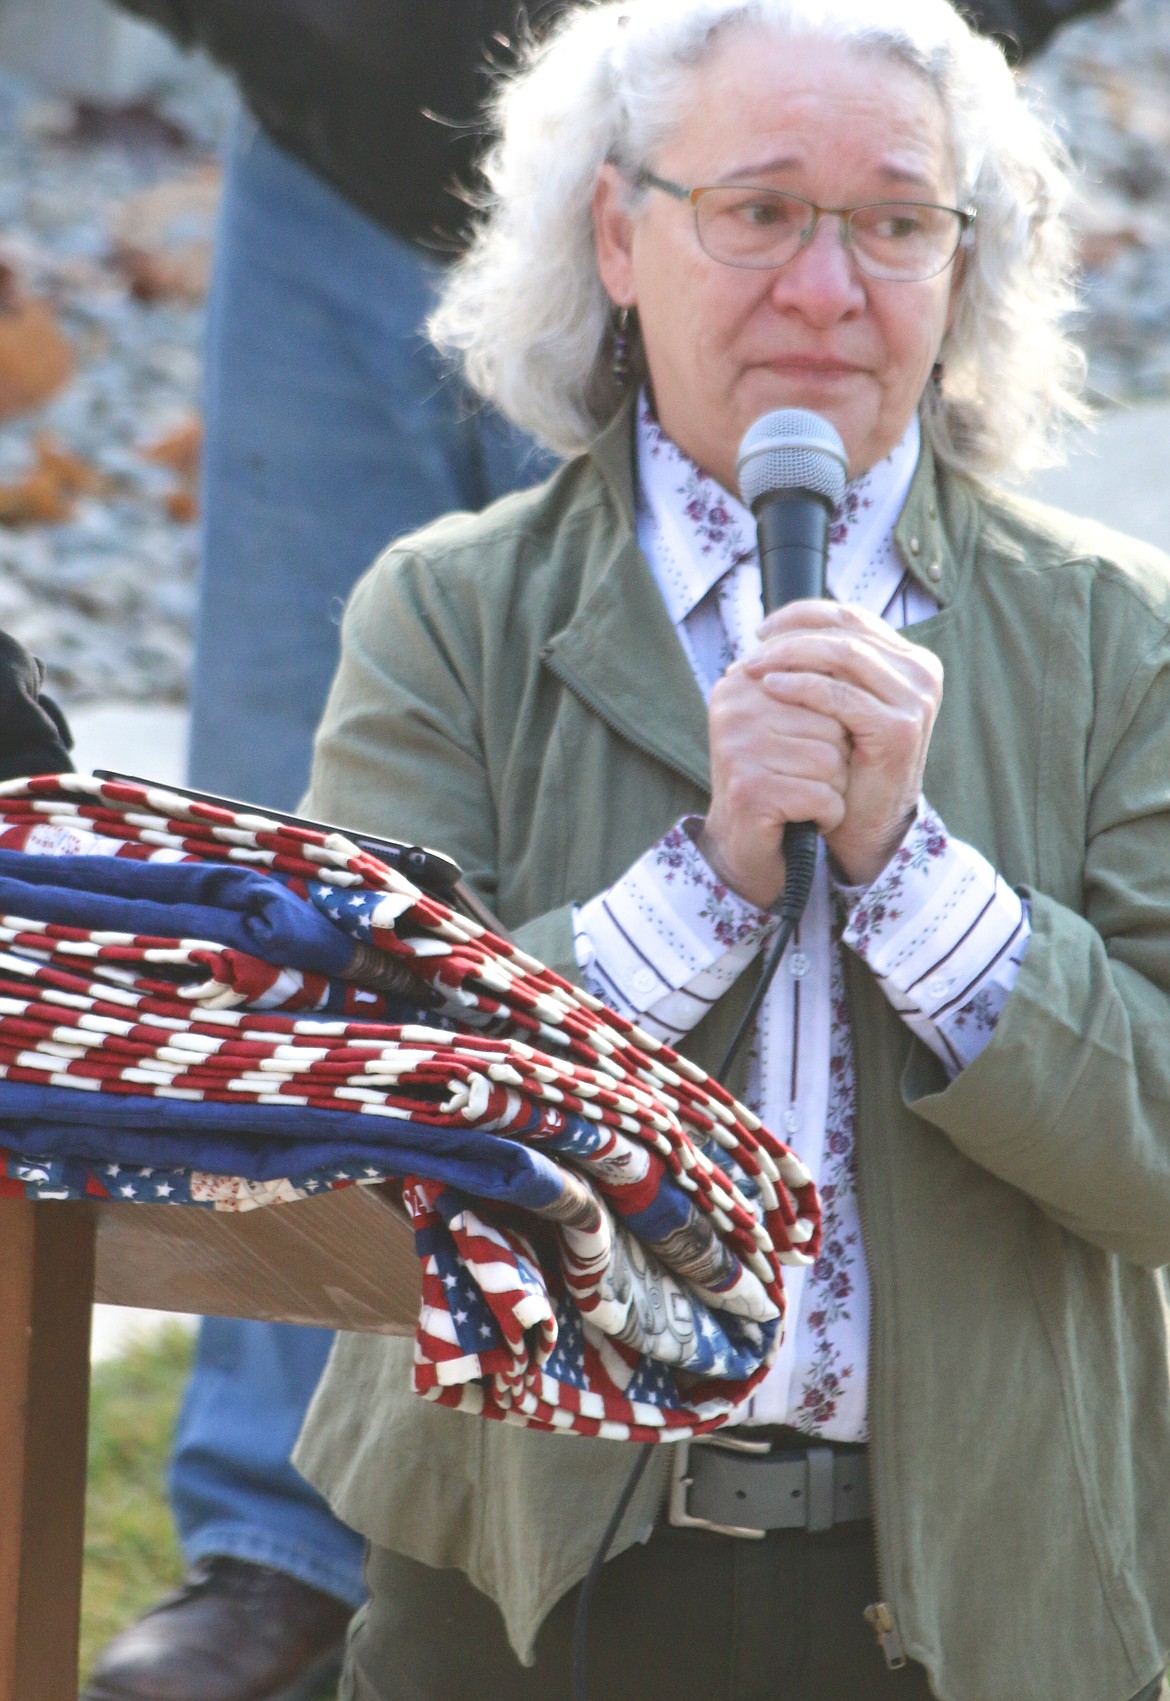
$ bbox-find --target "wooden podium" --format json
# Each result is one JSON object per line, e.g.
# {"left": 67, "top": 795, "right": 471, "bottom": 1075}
{"left": 0, "top": 1187, "right": 420, "bottom": 1701}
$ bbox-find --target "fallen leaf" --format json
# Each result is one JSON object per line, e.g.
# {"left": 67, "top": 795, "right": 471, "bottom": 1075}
{"left": 141, "top": 415, "right": 202, "bottom": 481}
{"left": 110, "top": 167, "right": 221, "bottom": 305}
{"left": 0, "top": 465, "right": 71, "bottom": 526}
{"left": 114, "top": 243, "right": 213, "bottom": 304}
{"left": 0, "top": 435, "right": 106, "bottom": 527}
{"left": 1078, "top": 226, "right": 1143, "bottom": 271}
{"left": 0, "top": 293, "right": 75, "bottom": 420}
{"left": 164, "top": 487, "right": 198, "bottom": 524}
{"left": 37, "top": 435, "right": 104, "bottom": 497}
{"left": 140, "top": 413, "right": 202, "bottom": 522}
{"left": 0, "top": 261, "right": 21, "bottom": 313}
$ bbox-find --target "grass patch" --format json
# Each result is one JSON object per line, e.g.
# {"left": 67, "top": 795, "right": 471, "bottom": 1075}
{"left": 82, "top": 1324, "right": 193, "bottom": 1683}
{"left": 81, "top": 1325, "right": 341, "bottom": 1699}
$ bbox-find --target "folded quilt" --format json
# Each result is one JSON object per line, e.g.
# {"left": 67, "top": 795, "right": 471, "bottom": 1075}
{"left": 0, "top": 774, "right": 820, "bottom": 1441}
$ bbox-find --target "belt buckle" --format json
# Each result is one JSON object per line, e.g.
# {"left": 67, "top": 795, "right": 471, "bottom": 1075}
{"left": 668, "top": 1434, "right": 771, "bottom": 1540}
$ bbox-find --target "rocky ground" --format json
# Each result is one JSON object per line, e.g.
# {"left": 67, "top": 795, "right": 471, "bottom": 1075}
{"left": 1026, "top": 0, "right": 1170, "bottom": 402}
{"left": 0, "top": 54, "right": 232, "bottom": 706}
{"left": 0, "top": 2, "right": 1168, "bottom": 710}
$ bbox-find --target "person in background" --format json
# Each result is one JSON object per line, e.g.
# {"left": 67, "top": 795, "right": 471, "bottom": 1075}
{"left": 0, "top": 630, "right": 73, "bottom": 780}
{"left": 83, "top": 1, "right": 1123, "bottom": 1699}
{"left": 84, "top": 7, "right": 559, "bottom": 1701}
{"left": 964, "top": 0, "right": 1114, "bottom": 58}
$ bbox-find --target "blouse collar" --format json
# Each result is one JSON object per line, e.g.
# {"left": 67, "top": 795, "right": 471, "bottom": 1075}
{"left": 635, "top": 390, "right": 923, "bottom": 630}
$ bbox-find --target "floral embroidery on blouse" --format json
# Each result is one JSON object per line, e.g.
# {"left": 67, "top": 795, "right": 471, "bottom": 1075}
{"left": 679, "top": 464, "right": 755, "bottom": 562}
{"left": 697, "top": 880, "right": 772, "bottom": 951}
{"left": 949, "top": 982, "right": 1009, "bottom": 1041}
{"left": 841, "top": 804, "right": 1029, "bottom": 1080}
{"left": 647, "top": 824, "right": 774, "bottom": 951}
{"left": 642, "top": 404, "right": 669, "bottom": 460}
{"left": 828, "top": 480, "right": 875, "bottom": 549}
{"left": 846, "top": 805, "right": 949, "bottom": 952}
{"left": 936, "top": 935, "right": 1027, "bottom": 1070}
{"left": 641, "top": 394, "right": 756, "bottom": 565}
{"left": 649, "top": 823, "right": 693, "bottom": 884}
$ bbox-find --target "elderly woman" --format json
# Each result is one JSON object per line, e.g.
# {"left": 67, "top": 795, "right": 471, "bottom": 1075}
{"left": 293, "top": 2, "right": 1170, "bottom": 1697}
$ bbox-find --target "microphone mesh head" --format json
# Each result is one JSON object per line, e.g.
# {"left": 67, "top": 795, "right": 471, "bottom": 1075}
{"left": 736, "top": 409, "right": 848, "bottom": 511}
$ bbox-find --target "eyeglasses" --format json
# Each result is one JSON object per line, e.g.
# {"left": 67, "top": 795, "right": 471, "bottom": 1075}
{"left": 636, "top": 169, "right": 975, "bottom": 282}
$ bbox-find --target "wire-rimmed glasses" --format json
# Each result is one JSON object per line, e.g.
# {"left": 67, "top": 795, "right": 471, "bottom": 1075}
{"left": 636, "top": 169, "right": 975, "bottom": 282}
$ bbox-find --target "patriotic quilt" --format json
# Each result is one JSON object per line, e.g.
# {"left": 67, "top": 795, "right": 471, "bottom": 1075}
{"left": 0, "top": 774, "right": 821, "bottom": 1441}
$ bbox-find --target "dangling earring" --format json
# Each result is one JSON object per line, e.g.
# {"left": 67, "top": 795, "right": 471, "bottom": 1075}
{"left": 611, "top": 306, "right": 635, "bottom": 386}
{"left": 931, "top": 358, "right": 945, "bottom": 395}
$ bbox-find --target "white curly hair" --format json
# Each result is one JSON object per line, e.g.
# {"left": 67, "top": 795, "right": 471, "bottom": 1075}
{"left": 430, "top": 0, "right": 1087, "bottom": 483}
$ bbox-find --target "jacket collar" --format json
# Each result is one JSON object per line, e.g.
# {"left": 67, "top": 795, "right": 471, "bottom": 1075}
{"left": 542, "top": 397, "right": 713, "bottom": 793}
{"left": 892, "top": 427, "right": 967, "bottom": 607}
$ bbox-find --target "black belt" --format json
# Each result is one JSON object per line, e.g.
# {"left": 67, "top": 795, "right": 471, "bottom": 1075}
{"left": 668, "top": 1432, "right": 871, "bottom": 1538}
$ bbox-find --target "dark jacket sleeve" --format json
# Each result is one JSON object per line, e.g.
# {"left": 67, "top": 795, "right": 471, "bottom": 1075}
{"left": 110, "top": 1, "right": 565, "bottom": 245}
{"left": 0, "top": 631, "right": 73, "bottom": 781}
{"left": 107, "top": 0, "right": 193, "bottom": 43}
{"left": 961, "top": 0, "right": 1115, "bottom": 60}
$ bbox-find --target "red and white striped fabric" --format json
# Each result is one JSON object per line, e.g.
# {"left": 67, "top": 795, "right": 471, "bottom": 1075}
{"left": 0, "top": 773, "right": 822, "bottom": 1438}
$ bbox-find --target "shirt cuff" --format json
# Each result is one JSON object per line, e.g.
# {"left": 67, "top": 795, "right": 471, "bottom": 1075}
{"left": 839, "top": 799, "right": 1030, "bottom": 1076}
{"left": 573, "top": 817, "right": 775, "bottom": 1041}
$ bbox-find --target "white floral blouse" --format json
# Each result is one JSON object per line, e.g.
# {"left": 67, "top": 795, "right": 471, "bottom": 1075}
{"left": 573, "top": 395, "right": 1029, "bottom": 1440}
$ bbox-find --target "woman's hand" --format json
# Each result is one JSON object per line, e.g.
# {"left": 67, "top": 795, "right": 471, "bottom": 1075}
{"left": 697, "top": 601, "right": 943, "bottom": 906}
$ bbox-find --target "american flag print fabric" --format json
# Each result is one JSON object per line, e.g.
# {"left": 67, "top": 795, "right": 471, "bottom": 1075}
{"left": 0, "top": 1150, "right": 383, "bottom": 1208}
{"left": 0, "top": 773, "right": 820, "bottom": 1441}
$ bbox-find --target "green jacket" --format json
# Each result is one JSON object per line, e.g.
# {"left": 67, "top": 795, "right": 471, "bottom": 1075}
{"left": 295, "top": 404, "right": 1170, "bottom": 1701}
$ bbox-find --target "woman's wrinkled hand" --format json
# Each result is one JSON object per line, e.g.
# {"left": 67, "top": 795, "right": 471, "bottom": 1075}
{"left": 696, "top": 600, "right": 943, "bottom": 907}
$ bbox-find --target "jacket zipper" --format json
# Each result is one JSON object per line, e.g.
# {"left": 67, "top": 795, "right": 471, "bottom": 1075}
{"left": 864, "top": 1602, "right": 907, "bottom": 1671}
{"left": 852, "top": 969, "right": 908, "bottom": 1674}
{"left": 856, "top": 1213, "right": 907, "bottom": 1671}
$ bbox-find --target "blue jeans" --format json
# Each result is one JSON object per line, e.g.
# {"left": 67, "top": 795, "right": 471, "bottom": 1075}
{"left": 171, "top": 118, "right": 552, "bottom": 1607}
{"left": 187, "top": 115, "right": 550, "bottom": 816}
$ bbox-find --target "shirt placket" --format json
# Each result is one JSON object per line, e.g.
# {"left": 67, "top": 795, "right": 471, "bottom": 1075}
{"left": 636, "top": 397, "right": 926, "bottom": 1440}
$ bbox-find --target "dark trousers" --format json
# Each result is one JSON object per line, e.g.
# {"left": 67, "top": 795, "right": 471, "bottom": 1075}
{"left": 343, "top": 1525, "right": 1169, "bottom": 1701}
{"left": 346, "top": 1519, "right": 935, "bottom": 1701}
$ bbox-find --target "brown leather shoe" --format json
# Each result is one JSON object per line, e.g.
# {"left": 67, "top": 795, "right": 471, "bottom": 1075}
{"left": 82, "top": 1556, "right": 353, "bottom": 1701}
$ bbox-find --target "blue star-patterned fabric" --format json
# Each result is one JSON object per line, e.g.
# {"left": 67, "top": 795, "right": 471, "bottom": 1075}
{"left": 0, "top": 850, "right": 355, "bottom": 975}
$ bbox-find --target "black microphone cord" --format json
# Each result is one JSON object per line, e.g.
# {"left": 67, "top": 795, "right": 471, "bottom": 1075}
{"left": 573, "top": 409, "right": 845, "bottom": 1701}
{"left": 570, "top": 822, "right": 816, "bottom": 1701}
{"left": 715, "top": 818, "right": 817, "bottom": 1082}
{"left": 570, "top": 1442, "right": 653, "bottom": 1700}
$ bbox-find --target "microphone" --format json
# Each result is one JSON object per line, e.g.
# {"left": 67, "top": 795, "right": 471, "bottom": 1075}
{"left": 735, "top": 409, "right": 847, "bottom": 927}
{"left": 715, "top": 410, "right": 848, "bottom": 1084}
{"left": 736, "top": 407, "right": 848, "bottom": 617}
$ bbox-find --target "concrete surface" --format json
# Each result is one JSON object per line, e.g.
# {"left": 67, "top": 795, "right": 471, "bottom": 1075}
{"left": 68, "top": 702, "right": 189, "bottom": 790}
{"left": 67, "top": 704, "right": 198, "bottom": 1363}
{"left": 1027, "top": 402, "right": 1170, "bottom": 554}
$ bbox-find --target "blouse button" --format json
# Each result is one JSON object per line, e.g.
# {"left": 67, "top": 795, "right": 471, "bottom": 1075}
{"left": 909, "top": 536, "right": 921, "bottom": 555}
{"left": 927, "top": 561, "right": 942, "bottom": 583}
